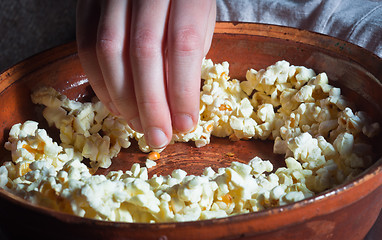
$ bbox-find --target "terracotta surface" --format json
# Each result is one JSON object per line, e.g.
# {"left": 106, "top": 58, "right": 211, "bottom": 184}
{"left": 0, "top": 22, "right": 382, "bottom": 240}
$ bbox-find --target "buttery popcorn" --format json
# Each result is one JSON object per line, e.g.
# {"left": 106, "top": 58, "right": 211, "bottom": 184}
{"left": 0, "top": 59, "right": 379, "bottom": 223}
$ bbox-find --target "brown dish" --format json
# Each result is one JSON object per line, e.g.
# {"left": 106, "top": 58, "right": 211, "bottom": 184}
{"left": 0, "top": 22, "right": 381, "bottom": 240}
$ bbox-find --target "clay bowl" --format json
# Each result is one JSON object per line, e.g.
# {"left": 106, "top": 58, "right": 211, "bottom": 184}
{"left": 0, "top": 22, "right": 382, "bottom": 240}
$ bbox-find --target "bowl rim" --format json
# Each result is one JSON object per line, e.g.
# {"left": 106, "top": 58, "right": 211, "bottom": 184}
{"left": 1, "top": 22, "right": 382, "bottom": 231}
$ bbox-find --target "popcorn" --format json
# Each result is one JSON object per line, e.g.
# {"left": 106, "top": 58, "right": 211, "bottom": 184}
{"left": 82, "top": 134, "right": 112, "bottom": 168}
{"left": 229, "top": 116, "right": 257, "bottom": 139}
{"left": 273, "top": 137, "right": 288, "bottom": 154}
{"left": 293, "top": 85, "right": 315, "bottom": 102}
{"left": 285, "top": 157, "right": 302, "bottom": 170}
{"left": 1, "top": 59, "right": 378, "bottom": 224}
{"left": 270, "top": 185, "right": 286, "bottom": 202}
{"left": 145, "top": 159, "right": 157, "bottom": 169}
{"left": 249, "top": 157, "right": 273, "bottom": 175}
{"left": 333, "top": 132, "right": 354, "bottom": 156}
{"left": 290, "top": 65, "right": 316, "bottom": 89}
{"left": 318, "top": 119, "right": 338, "bottom": 137}
{"left": 0, "top": 166, "right": 9, "bottom": 188}
{"left": 284, "top": 191, "right": 305, "bottom": 203}
{"left": 257, "top": 104, "right": 275, "bottom": 123}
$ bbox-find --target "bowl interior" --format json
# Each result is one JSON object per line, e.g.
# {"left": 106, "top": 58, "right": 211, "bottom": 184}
{"left": 0, "top": 23, "right": 382, "bottom": 220}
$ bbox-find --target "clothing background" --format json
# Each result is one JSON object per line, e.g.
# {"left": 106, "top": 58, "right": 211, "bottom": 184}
{"left": 0, "top": 0, "right": 381, "bottom": 239}
{"left": 217, "top": 0, "right": 382, "bottom": 58}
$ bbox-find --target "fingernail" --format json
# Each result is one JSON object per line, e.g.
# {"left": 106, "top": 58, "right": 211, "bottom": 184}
{"left": 146, "top": 128, "right": 169, "bottom": 149}
{"left": 129, "top": 117, "right": 143, "bottom": 133}
{"left": 108, "top": 102, "right": 120, "bottom": 116}
{"left": 173, "top": 113, "right": 195, "bottom": 133}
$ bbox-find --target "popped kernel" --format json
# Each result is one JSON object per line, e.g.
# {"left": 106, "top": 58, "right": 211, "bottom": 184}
{"left": 0, "top": 59, "right": 379, "bottom": 224}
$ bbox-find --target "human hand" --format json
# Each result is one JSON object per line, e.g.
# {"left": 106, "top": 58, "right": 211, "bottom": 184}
{"left": 76, "top": 0, "right": 216, "bottom": 149}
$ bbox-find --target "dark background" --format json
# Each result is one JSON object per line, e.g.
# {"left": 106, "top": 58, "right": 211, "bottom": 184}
{"left": 0, "top": 0, "right": 77, "bottom": 73}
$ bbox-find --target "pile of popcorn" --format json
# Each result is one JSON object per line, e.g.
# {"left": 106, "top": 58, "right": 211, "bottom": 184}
{"left": 0, "top": 59, "right": 379, "bottom": 223}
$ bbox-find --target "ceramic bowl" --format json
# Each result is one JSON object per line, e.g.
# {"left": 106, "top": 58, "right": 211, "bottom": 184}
{"left": 0, "top": 22, "right": 381, "bottom": 240}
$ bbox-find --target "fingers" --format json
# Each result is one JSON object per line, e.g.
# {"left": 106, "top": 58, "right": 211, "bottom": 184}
{"left": 204, "top": 1, "right": 216, "bottom": 56}
{"left": 77, "top": 0, "right": 216, "bottom": 149}
{"left": 96, "top": 0, "right": 142, "bottom": 131}
{"left": 167, "top": 0, "right": 216, "bottom": 132}
{"left": 76, "top": 0, "right": 114, "bottom": 111}
{"left": 130, "top": 0, "right": 172, "bottom": 149}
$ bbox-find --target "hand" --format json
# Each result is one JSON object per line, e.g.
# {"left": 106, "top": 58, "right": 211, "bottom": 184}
{"left": 76, "top": 0, "right": 216, "bottom": 149}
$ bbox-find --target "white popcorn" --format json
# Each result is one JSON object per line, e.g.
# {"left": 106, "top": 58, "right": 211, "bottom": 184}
{"left": 171, "top": 169, "right": 187, "bottom": 181}
{"left": 229, "top": 116, "right": 257, "bottom": 139}
{"left": 145, "top": 159, "right": 157, "bottom": 169}
{"left": 270, "top": 185, "right": 286, "bottom": 201}
{"left": 257, "top": 104, "right": 275, "bottom": 123}
{"left": 0, "top": 166, "right": 9, "bottom": 188}
{"left": 288, "top": 132, "right": 326, "bottom": 170}
{"left": 279, "top": 88, "right": 299, "bottom": 112}
{"left": 291, "top": 66, "right": 316, "bottom": 89}
{"left": 293, "top": 85, "right": 315, "bottom": 102}
{"left": 317, "top": 136, "right": 336, "bottom": 157}
{"left": 285, "top": 157, "right": 302, "bottom": 170}
{"left": 42, "top": 107, "right": 67, "bottom": 128}
{"left": 318, "top": 120, "right": 338, "bottom": 136}
{"left": 201, "top": 58, "right": 229, "bottom": 81}
{"left": 284, "top": 191, "right": 305, "bottom": 203}
{"left": 249, "top": 157, "right": 273, "bottom": 175}
{"left": 333, "top": 132, "right": 354, "bottom": 156}
{"left": 0, "top": 59, "right": 378, "bottom": 224}
{"left": 82, "top": 134, "right": 112, "bottom": 168}
{"left": 30, "top": 87, "right": 63, "bottom": 108}
{"left": 273, "top": 137, "right": 288, "bottom": 154}
{"left": 313, "top": 72, "right": 329, "bottom": 87}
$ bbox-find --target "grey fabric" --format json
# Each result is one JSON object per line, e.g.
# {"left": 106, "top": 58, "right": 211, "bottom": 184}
{"left": 216, "top": 0, "right": 382, "bottom": 58}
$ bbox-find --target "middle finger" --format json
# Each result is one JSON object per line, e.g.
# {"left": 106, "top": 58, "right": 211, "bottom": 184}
{"left": 130, "top": 0, "right": 172, "bottom": 149}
